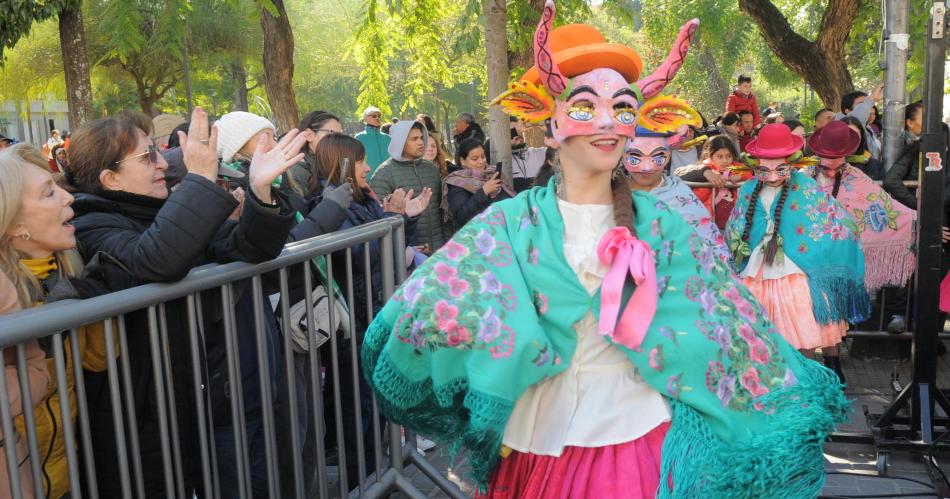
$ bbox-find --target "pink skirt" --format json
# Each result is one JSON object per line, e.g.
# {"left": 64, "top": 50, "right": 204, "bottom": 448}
{"left": 477, "top": 422, "right": 670, "bottom": 499}
{"left": 742, "top": 272, "right": 848, "bottom": 350}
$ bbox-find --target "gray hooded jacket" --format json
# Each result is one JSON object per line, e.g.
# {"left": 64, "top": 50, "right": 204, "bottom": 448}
{"left": 370, "top": 121, "right": 449, "bottom": 250}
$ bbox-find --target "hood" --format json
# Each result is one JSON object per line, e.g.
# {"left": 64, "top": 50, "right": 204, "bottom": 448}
{"left": 455, "top": 121, "right": 485, "bottom": 140}
{"left": 387, "top": 120, "right": 429, "bottom": 162}
{"left": 72, "top": 190, "right": 166, "bottom": 223}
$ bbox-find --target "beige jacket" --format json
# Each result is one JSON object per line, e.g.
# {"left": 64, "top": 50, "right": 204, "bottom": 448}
{"left": 0, "top": 273, "right": 50, "bottom": 499}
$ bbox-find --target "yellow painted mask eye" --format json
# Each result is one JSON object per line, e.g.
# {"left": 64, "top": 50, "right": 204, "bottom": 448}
{"left": 615, "top": 107, "right": 637, "bottom": 125}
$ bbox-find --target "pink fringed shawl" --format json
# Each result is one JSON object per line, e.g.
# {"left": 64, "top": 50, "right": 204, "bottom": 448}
{"left": 818, "top": 166, "right": 917, "bottom": 291}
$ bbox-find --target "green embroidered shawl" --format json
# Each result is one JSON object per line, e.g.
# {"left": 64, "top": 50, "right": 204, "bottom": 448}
{"left": 362, "top": 183, "right": 848, "bottom": 497}
{"left": 725, "top": 171, "right": 871, "bottom": 325}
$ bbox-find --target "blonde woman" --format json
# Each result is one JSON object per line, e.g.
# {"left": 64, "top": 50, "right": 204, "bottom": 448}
{"left": 0, "top": 143, "right": 110, "bottom": 499}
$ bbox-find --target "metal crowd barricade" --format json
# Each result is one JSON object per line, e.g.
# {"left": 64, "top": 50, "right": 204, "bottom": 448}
{"left": 0, "top": 217, "right": 466, "bottom": 499}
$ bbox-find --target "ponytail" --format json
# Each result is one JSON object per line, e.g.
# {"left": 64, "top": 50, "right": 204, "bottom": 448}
{"left": 763, "top": 183, "right": 789, "bottom": 265}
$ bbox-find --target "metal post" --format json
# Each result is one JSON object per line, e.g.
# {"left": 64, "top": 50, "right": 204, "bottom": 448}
{"left": 0, "top": 347, "right": 24, "bottom": 499}
{"left": 883, "top": 0, "right": 910, "bottom": 168}
{"left": 911, "top": 0, "right": 948, "bottom": 441}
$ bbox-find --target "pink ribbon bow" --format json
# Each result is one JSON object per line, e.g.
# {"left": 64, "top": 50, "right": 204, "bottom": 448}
{"left": 596, "top": 226, "right": 658, "bottom": 350}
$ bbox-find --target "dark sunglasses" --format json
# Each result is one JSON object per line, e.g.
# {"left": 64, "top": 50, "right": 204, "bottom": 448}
{"left": 115, "top": 144, "right": 159, "bottom": 166}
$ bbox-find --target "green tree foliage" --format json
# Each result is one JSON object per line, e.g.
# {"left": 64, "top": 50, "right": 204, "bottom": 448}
{"left": 0, "top": 0, "right": 78, "bottom": 61}
{"left": 0, "top": 17, "right": 65, "bottom": 103}
{"left": 352, "top": 0, "right": 486, "bottom": 119}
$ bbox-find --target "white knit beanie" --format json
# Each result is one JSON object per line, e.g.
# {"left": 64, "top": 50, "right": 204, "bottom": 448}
{"left": 215, "top": 111, "right": 276, "bottom": 163}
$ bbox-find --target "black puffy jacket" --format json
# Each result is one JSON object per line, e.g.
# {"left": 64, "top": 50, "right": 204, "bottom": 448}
{"left": 70, "top": 174, "right": 294, "bottom": 498}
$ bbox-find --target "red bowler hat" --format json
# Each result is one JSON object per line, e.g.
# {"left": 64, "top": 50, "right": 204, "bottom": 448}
{"left": 745, "top": 123, "right": 805, "bottom": 159}
{"left": 807, "top": 120, "right": 861, "bottom": 158}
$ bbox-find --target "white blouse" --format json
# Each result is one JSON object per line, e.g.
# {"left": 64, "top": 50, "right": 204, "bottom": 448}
{"left": 739, "top": 184, "right": 806, "bottom": 280}
{"left": 501, "top": 199, "right": 671, "bottom": 456}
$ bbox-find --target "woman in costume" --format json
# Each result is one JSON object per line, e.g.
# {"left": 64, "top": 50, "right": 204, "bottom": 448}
{"left": 623, "top": 97, "right": 732, "bottom": 266}
{"left": 726, "top": 123, "right": 870, "bottom": 381}
{"left": 363, "top": 4, "right": 848, "bottom": 498}
{"left": 806, "top": 120, "right": 916, "bottom": 292}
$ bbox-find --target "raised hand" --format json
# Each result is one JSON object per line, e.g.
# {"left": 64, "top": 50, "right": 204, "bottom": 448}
{"left": 482, "top": 173, "right": 503, "bottom": 196}
{"left": 247, "top": 128, "right": 308, "bottom": 204}
{"left": 404, "top": 187, "right": 433, "bottom": 217}
{"left": 383, "top": 188, "right": 408, "bottom": 214}
{"left": 324, "top": 182, "right": 353, "bottom": 210}
{"left": 871, "top": 83, "right": 884, "bottom": 103}
{"left": 178, "top": 107, "right": 220, "bottom": 182}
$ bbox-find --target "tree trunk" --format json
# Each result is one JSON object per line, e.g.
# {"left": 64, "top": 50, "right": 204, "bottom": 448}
{"left": 58, "top": 1, "right": 94, "bottom": 128}
{"left": 132, "top": 75, "right": 157, "bottom": 116}
{"left": 697, "top": 42, "right": 729, "bottom": 114}
{"left": 259, "top": 0, "right": 299, "bottom": 131}
{"left": 484, "top": 0, "right": 513, "bottom": 183}
{"left": 506, "top": 0, "right": 545, "bottom": 73}
{"left": 232, "top": 61, "right": 249, "bottom": 112}
{"left": 738, "top": 0, "right": 859, "bottom": 110}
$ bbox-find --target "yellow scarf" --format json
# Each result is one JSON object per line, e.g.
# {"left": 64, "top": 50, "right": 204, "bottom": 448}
{"left": 21, "top": 256, "right": 57, "bottom": 280}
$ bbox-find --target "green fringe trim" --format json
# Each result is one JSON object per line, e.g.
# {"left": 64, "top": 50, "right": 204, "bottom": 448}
{"left": 361, "top": 317, "right": 512, "bottom": 490}
{"left": 364, "top": 317, "right": 850, "bottom": 497}
{"left": 806, "top": 268, "right": 872, "bottom": 325}
{"left": 658, "top": 355, "right": 850, "bottom": 498}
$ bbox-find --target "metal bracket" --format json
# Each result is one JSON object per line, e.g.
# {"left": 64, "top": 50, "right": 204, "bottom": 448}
{"left": 932, "top": 2, "right": 946, "bottom": 39}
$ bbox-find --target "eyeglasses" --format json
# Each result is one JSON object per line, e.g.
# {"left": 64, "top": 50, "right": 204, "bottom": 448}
{"left": 115, "top": 144, "right": 159, "bottom": 166}
{"left": 755, "top": 164, "right": 790, "bottom": 180}
{"left": 310, "top": 128, "right": 340, "bottom": 135}
{"left": 366, "top": 114, "right": 382, "bottom": 119}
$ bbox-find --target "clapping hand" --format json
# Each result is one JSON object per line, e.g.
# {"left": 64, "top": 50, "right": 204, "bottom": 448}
{"left": 383, "top": 188, "right": 408, "bottom": 213}
{"left": 247, "top": 129, "right": 308, "bottom": 204}
{"left": 178, "top": 107, "right": 220, "bottom": 183}
{"left": 404, "top": 188, "right": 433, "bottom": 218}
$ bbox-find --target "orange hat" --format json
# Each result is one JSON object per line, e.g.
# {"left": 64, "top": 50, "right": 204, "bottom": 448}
{"left": 521, "top": 24, "right": 643, "bottom": 84}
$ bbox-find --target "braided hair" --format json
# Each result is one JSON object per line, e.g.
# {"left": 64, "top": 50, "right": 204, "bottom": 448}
{"left": 740, "top": 181, "right": 764, "bottom": 245}
{"left": 611, "top": 173, "right": 637, "bottom": 236}
{"left": 811, "top": 166, "right": 844, "bottom": 198}
{"left": 740, "top": 180, "right": 789, "bottom": 265}
{"left": 763, "top": 183, "right": 790, "bottom": 265}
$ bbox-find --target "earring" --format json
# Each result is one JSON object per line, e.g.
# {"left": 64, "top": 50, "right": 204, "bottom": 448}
{"left": 20, "top": 232, "right": 30, "bottom": 241}
{"left": 554, "top": 152, "right": 565, "bottom": 199}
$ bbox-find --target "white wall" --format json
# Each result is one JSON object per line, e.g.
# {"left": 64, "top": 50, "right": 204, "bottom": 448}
{"left": 0, "top": 100, "right": 71, "bottom": 145}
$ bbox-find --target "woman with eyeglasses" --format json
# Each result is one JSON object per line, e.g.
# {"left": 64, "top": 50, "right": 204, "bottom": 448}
{"left": 284, "top": 110, "right": 344, "bottom": 197}
{"left": 65, "top": 107, "right": 305, "bottom": 498}
{"left": 726, "top": 124, "right": 870, "bottom": 381}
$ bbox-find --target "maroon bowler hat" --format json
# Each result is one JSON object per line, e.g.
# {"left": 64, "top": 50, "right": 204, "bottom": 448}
{"left": 807, "top": 120, "right": 861, "bottom": 158}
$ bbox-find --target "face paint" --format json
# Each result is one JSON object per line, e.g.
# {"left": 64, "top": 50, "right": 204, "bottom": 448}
{"left": 755, "top": 158, "right": 791, "bottom": 183}
{"left": 817, "top": 156, "right": 846, "bottom": 178}
{"left": 623, "top": 135, "right": 671, "bottom": 173}
{"left": 551, "top": 68, "right": 639, "bottom": 143}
